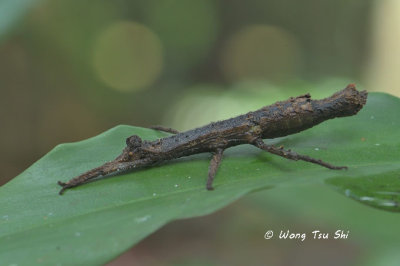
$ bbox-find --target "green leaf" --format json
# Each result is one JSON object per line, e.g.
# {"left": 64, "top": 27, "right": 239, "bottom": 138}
{"left": 0, "top": 92, "right": 399, "bottom": 265}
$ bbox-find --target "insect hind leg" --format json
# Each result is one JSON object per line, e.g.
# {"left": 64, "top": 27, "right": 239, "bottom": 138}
{"left": 253, "top": 139, "right": 347, "bottom": 170}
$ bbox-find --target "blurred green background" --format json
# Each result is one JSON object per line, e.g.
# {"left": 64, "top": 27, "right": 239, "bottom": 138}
{"left": 1, "top": 0, "right": 400, "bottom": 265}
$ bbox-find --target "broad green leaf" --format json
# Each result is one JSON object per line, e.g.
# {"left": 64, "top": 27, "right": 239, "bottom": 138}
{"left": 0, "top": 92, "right": 399, "bottom": 265}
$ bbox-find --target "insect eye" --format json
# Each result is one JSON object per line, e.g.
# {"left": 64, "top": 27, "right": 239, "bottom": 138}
{"left": 126, "top": 135, "right": 143, "bottom": 149}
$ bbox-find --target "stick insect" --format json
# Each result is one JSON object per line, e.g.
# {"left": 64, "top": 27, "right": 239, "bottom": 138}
{"left": 58, "top": 84, "right": 367, "bottom": 194}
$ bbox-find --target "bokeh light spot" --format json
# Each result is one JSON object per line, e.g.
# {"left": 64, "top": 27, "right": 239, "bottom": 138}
{"left": 220, "top": 25, "right": 302, "bottom": 83}
{"left": 93, "top": 21, "right": 163, "bottom": 92}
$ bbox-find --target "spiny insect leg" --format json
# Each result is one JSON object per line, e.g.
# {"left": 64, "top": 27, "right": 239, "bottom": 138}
{"left": 150, "top": 126, "right": 179, "bottom": 134}
{"left": 207, "top": 148, "right": 224, "bottom": 190}
{"left": 253, "top": 139, "right": 347, "bottom": 170}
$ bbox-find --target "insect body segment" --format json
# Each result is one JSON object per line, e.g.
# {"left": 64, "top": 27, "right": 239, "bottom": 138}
{"left": 58, "top": 84, "right": 367, "bottom": 195}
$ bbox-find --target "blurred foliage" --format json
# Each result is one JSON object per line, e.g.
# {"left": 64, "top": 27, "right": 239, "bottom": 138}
{"left": 0, "top": 0, "right": 36, "bottom": 39}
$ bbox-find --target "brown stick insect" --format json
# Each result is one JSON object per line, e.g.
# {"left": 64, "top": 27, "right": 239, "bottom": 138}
{"left": 58, "top": 84, "right": 367, "bottom": 195}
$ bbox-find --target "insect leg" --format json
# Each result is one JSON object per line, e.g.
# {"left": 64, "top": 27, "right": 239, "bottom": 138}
{"left": 253, "top": 139, "right": 347, "bottom": 170}
{"left": 149, "top": 126, "right": 179, "bottom": 134}
{"left": 206, "top": 148, "right": 224, "bottom": 190}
